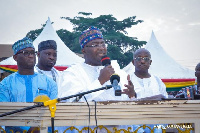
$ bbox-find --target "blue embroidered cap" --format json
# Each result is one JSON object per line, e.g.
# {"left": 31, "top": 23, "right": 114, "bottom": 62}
{"left": 79, "top": 26, "right": 103, "bottom": 49}
{"left": 12, "top": 37, "right": 34, "bottom": 55}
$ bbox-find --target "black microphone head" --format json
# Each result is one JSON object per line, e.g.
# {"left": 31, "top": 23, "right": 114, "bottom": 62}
{"left": 101, "top": 55, "right": 111, "bottom": 66}
{"left": 110, "top": 74, "right": 120, "bottom": 84}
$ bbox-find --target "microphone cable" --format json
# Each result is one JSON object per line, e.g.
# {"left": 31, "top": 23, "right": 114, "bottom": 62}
{"left": 83, "top": 96, "right": 90, "bottom": 133}
{"left": 92, "top": 100, "right": 98, "bottom": 133}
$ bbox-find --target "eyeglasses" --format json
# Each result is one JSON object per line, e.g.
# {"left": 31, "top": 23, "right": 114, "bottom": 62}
{"left": 17, "top": 50, "right": 37, "bottom": 57}
{"left": 134, "top": 57, "right": 151, "bottom": 62}
{"left": 85, "top": 42, "right": 107, "bottom": 48}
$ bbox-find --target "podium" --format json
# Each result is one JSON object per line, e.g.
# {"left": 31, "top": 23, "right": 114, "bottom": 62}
{"left": 0, "top": 100, "right": 200, "bottom": 133}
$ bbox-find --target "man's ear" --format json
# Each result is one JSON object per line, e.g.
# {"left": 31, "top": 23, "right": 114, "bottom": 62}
{"left": 195, "top": 71, "right": 197, "bottom": 77}
{"left": 37, "top": 52, "right": 40, "bottom": 58}
{"left": 132, "top": 59, "right": 135, "bottom": 66}
{"left": 13, "top": 55, "right": 17, "bottom": 61}
{"left": 81, "top": 48, "right": 85, "bottom": 54}
{"left": 150, "top": 60, "right": 152, "bottom": 65}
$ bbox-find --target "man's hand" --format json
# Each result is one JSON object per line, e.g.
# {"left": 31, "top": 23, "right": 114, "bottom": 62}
{"left": 122, "top": 75, "right": 136, "bottom": 98}
{"left": 98, "top": 65, "right": 115, "bottom": 85}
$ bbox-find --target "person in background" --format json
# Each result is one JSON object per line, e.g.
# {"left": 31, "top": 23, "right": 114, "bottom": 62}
{"left": 35, "top": 40, "right": 63, "bottom": 90}
{"left": 0, "top": 37, "right": 58, "bottom": 133}
{"left": 130, "top": 48, "right": 168, "bottom": 99}
{"left": 58, "top": 26, "right": 135, "bottom": 132}
{"left": 130, "top": 48, "right": 168, "bottom": 133}
{"left": 195, "top": 62, "right": 200, "bottom": 93}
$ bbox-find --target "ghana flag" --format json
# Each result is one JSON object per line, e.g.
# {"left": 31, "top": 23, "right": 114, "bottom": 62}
{"left": 162, "top": 79, "right": 196, "bottom": 91}
{"left": 0, "top": 65, "right": 67, "bottom": 73}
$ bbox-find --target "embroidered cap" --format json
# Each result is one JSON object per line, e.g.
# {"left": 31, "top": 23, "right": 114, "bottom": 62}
{"left": 79, "top": 26, "right": 103, "bottom": 49}
{"left": 38, "top": 40, "right": 57, "bottom": 52}
{"left": 12, "top": 37, "right": 34, "bottom": 55}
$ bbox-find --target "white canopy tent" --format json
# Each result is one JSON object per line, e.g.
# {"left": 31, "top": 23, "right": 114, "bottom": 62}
{"left": 123, "top": 31, "right": 195, "bottom": 79}
{"left": 0, "top": 18, "right": 84, "bottom": 71}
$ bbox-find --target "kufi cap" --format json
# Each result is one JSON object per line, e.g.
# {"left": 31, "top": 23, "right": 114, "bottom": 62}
{"left": 12, "top": 37, "right": 34, "bottom": 55}
{"left": 79, "top": 26, "right": 103, "bottom": 49}
{"left": 38, "top": 40, "right": 57, "bottom": 52}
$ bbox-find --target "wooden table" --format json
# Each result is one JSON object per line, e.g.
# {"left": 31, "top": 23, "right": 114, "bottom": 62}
{"left": 0, "top": 100, "right": 199, "bottom": 133}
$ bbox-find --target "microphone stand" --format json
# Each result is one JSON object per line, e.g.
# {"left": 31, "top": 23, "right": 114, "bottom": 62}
{"left": 57, "top": 85, "right": 112, "bottom": 102}
{"left": 0, "top": 85, "right": 112, "bottom": 133}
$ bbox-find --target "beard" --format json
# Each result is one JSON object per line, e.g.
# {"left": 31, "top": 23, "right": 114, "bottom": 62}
{"left": 46, "top": 62, "right": 56, "bottom": 68}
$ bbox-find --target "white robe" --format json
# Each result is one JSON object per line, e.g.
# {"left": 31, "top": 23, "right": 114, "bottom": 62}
{"left": 130, "top": 73, "right": 168, "bottom": 99}
{"left": 34, "top": 66, "right": 63, "bottom": 91}
{"left": 59, "top": 60, "right": 130, "bottom": 102}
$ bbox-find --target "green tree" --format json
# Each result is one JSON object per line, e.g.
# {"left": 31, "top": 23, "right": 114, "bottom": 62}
{"left": 61, "top": 12, "right": 147, "bottom": 68}
{"left": 26, "top": 28, "right": 43, "bottom": 41}
{"left": 25, "top": 13, "right": 147, "bottom": 68}
{"left": 56, "top": 29, "right": 81, "bottom": 53}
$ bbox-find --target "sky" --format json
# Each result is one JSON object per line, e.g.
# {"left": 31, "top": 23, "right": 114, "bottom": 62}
{"left": 0, "top": 0, "right": 199, "bottom": 70}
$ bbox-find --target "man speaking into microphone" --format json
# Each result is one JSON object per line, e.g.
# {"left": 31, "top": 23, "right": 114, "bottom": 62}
{"left": 59, "top": 26, "right": 135, "bottom": 102}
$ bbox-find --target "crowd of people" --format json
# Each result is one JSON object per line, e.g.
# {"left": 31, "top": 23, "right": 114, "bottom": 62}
{"left": 0, "top": 26, "right": 198, "bottom": 133}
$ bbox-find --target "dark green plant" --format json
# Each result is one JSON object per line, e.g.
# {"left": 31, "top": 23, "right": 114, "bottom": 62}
{"left": 26, "top": 12, "right": 147, "bottom": 68}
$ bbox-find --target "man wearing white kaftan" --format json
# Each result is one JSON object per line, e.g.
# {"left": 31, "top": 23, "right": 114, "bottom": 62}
{"left": 59, "top": 60, "right": 129, "bottom": 101}
{"left": 56, "top": 26, "right": 135, "bottom": 133}
{"left": 130, "top": 73, "right": 168, "bottom": 99}
{"left": 130, "top": 48, "right": 168, "bottom": 133}
{"left": 35, "top": 66, "right": 63, "bottom": 91}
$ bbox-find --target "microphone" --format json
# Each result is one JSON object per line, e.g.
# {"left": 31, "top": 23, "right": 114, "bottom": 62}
{"left": 33, "top": 95, "right": 50, "bottom": 102}
{"left": 101, "top": 55, "right": 121, "bottom": 96}
{"left": 101, "top": 55, "right": 111, "bottom": 66}
{"left": 110, "top": 74, "right": 121, "bottom": 96}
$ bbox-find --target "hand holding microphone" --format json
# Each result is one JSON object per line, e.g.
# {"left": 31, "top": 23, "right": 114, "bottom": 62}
{"left": 100, "top": 55, "right": 121, "bottom": 96}
{"left": 99, "top": 55, "right": 115, "bottom": 85}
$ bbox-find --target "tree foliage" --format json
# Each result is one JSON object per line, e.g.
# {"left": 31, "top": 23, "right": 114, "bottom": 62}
{"left": 60, "top": 12, "right": 147, "bottom": 68}
{"left": 56, "top": 29, "right": 81, "bottom": 53}
{"left": 26, "top": 12, "right": 147, "bottom": 68}
{"left": 26, "top": 28, "right": 43, "bottom": 41}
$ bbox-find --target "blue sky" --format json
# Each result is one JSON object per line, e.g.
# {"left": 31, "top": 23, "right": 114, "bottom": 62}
{"left": 0, "top": 0, "right": 199, "bottom": 70}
